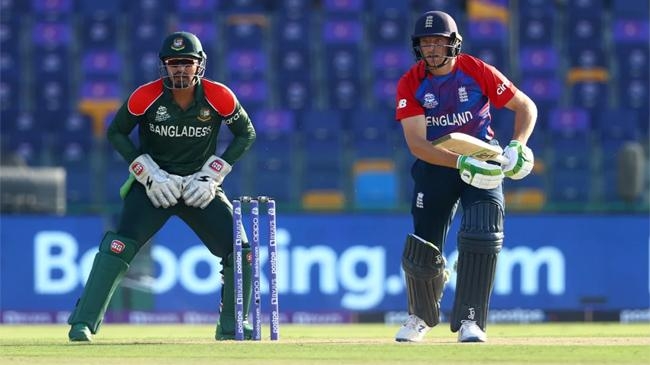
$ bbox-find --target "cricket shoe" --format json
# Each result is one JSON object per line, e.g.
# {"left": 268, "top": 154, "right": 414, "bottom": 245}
{"left": 395, "top": 314, "right": 432, "bottom": 342}
{"left": 215, "top": 319, "right": 254, "bottom": 340}
{"left": 68, "top": 323, "right": 93, "bottom": 342}
{"left": 457, "top": 320, "right": 487, "bottom": 343}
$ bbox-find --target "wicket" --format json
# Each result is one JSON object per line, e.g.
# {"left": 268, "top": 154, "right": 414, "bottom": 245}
{"left": 232, "top": 195, "right": 280, "bottom": 341}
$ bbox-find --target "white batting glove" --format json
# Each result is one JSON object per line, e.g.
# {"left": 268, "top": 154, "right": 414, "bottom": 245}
{"left": 457, "top": 155, "right": 504, "bottom": 190}
{"left": 502, "top": 140, "right": 534, "bottom": 180}
{"left": 129, "top": 154, "right": 183, "bottom": 208}
{"left": 182, "top": 155, "right": 232, "bottom": 209}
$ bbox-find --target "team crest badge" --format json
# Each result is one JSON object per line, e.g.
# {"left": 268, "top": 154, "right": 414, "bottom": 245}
{"left": 171, "top": 37, "right": 186, "bottom": 51}
{"left": 423, "top": 93, "right": 438, "bottom": 109}
{"left": 458, "top": 86, "right": 469, "bottom": 102}
{"left": 197, "top": 107, "right": 212, "bottom": 122}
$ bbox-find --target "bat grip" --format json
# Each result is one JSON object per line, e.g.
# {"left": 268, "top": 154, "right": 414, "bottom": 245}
{"left": 494, "top": 155, "right": 510, "bottom": 165}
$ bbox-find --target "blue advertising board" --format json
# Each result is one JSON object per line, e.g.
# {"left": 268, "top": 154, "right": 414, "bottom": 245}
{"left": 1, "top": 213, "right": 648, "bottom": 323}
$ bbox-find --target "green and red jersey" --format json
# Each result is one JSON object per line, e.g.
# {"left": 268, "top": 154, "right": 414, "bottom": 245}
{"left": 107, "top": 79, "right": 255, "bottom": 176}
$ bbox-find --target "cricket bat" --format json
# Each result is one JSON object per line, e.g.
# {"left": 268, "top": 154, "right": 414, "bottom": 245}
{"left": 431, "top": 133, "right": 509, "bottom": 164}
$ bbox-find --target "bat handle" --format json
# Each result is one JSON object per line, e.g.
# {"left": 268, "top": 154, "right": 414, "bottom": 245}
{"left": 494, "top": 155, "right": 510, "bottom": 165}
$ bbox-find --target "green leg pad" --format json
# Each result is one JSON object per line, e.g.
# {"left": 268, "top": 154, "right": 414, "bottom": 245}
{"left": 68, "top": 232, "right": 139, "bottom": 335}
{"left": 67, "top": 252, "right": 129, "bottom": 333}
{"left": 216, "top": 247, "right": 253, "bottom": 340}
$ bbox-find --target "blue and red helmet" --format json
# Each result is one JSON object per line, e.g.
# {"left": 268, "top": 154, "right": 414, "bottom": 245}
{"left": 411, "top": 11, "right": 463, "bottom": 61}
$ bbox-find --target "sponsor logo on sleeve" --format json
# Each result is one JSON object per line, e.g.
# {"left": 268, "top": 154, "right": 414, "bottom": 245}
{"left": 496, "top": 80, "right": 511, "bottom": 95}
{"left": 224, "top": 111, "right": 241, "bottom": 125}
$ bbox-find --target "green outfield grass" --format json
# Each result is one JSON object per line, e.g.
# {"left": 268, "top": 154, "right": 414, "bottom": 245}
{"left": 1, "top": 323, "right": 648, "bottom": 365}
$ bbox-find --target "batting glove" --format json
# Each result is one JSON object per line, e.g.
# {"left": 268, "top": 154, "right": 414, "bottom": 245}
{"left": 129, "top": 154, "right": 183, "bottom": 208}
{"left": 502, "top": 140, "right": 534, "bottom": 180}
{"left": 182, "top": 155, "right": 232, "bottom": 209}
{"left": 457, "top": 155, "right": 504, "bottom": 190}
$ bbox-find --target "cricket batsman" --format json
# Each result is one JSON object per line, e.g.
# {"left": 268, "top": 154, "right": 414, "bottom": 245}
{"left": 394, "top": 11, "right": 537, "bottom": 342}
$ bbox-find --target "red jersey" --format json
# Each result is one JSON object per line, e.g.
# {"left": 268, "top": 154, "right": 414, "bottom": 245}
{"left": 395, "top": 54, "right": 517, "bottom": 142}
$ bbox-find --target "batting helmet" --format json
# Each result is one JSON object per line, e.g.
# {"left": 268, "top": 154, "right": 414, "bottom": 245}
{"left": 159, "top": 31, "right": 207, "bottom": 61}
{"left": 411, "top": 11, "right": 463, "bottom": 61}
{"left": 158, "top": 31, "right": 207, "bottom": 88}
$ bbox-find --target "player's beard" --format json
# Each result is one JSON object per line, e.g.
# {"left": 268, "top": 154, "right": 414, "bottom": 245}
{"left": 171, "top": 72, "right": 194, "bottom": 88}
{"left": 424, "top": 54, "right": 450, "bottom": 69}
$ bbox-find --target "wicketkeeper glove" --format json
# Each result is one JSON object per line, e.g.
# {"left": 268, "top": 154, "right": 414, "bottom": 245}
{"left": 457, "top": 155, "right": 504, "bottom": 190}
{"left": 502, "top": 140, "right": 534, "bottom": 180}
{"left": 129, "top": 154, "right": 183, "bottom": 208}
{"left": 182, "top": 155, "right": 232, "bottom": 209}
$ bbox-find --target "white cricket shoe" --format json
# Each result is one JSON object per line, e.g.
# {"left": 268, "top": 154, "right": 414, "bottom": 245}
{"left": 457, "top": 320, "right": 487, "bottom": 342}
{"left": 395, "top": 314, "right": 432, "bottom": 342}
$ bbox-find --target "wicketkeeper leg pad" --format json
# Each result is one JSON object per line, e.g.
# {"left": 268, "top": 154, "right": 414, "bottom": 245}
{"left": 402, "top": 234, "right": 447, "bottom": 327}
{"left": 67, "top": 232, "right": 140, "bottom": 333}
{"left": 450, "top": 201, "right": 503, "bottom": 332}
{"left": 216, "top": 246, "right": 253, "bottom": 340}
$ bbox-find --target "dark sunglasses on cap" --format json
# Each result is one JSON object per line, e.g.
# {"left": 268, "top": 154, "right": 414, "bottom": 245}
{"left": 164, "top": 58, "right": 198, "bottom": 66}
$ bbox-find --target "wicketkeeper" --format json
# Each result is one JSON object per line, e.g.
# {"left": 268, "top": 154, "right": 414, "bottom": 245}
{"left": 67, "top": 31, "right": 257, "bottom": 341}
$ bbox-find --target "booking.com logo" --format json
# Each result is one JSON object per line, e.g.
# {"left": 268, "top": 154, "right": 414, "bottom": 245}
{"left": 33, "top": 230, "right": 566, "bottom": 311}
